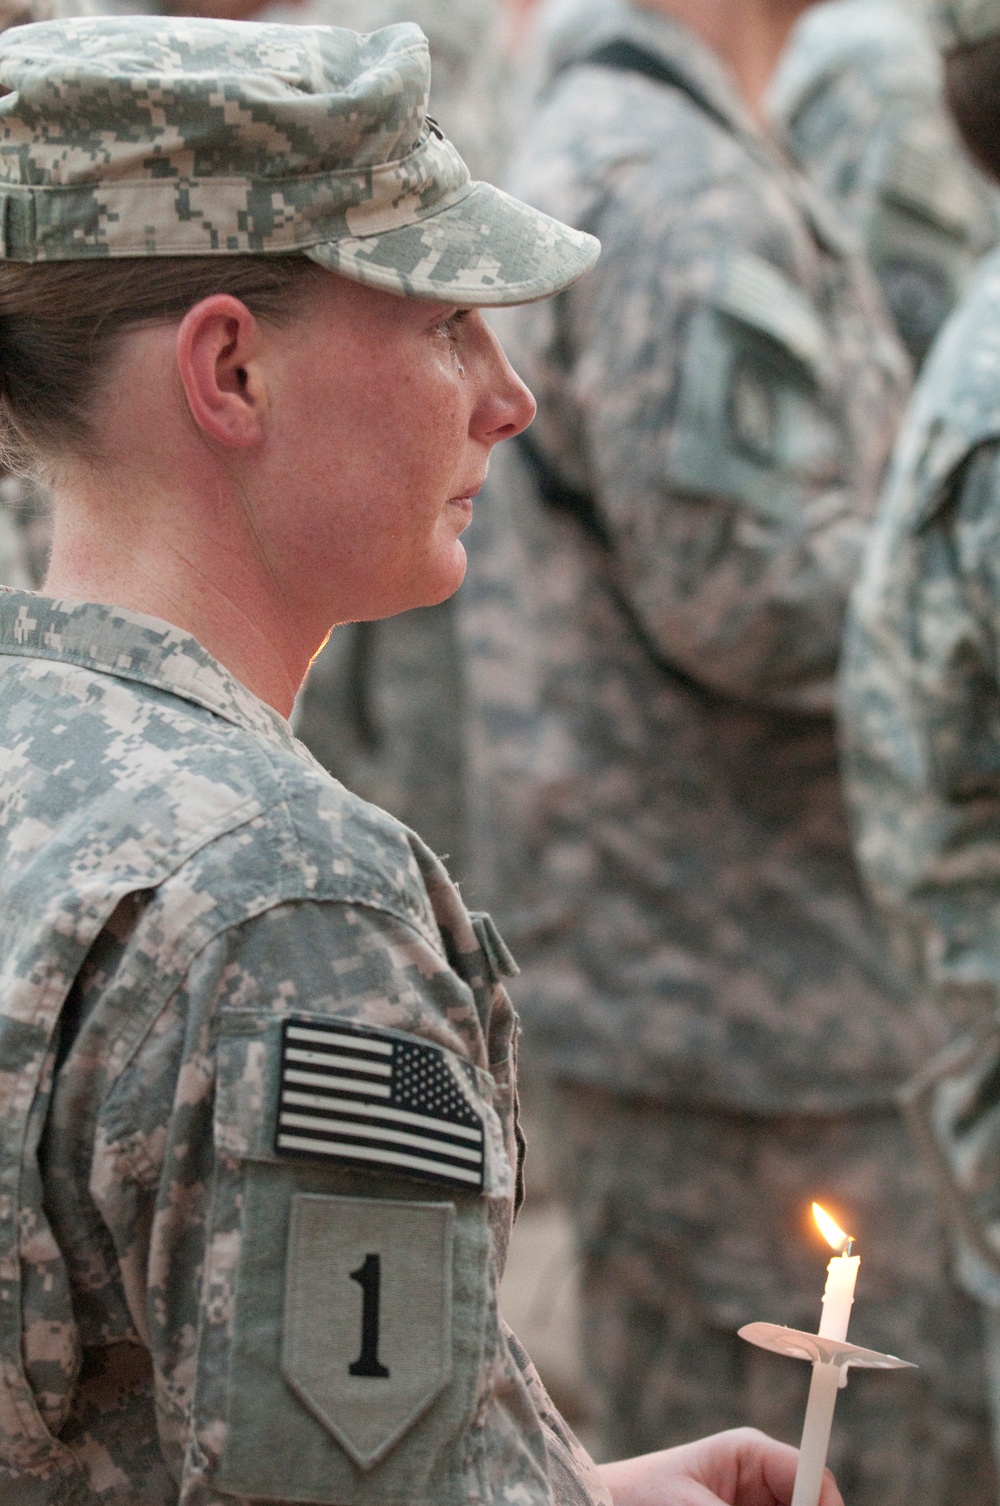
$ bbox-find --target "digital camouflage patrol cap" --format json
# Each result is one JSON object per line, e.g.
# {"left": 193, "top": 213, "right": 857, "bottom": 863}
{"left": 0, "top": 16, "right": 600, "bottom": 304}
{"left": 932, "top": 0, "right": 1000, "bottom": 48}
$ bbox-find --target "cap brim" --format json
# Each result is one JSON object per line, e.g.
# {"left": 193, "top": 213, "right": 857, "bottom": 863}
{"left": 305, "top": 180, "right": 601, "bottom": 306}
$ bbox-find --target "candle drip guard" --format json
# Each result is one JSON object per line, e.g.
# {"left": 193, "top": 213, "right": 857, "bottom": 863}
{"left": 738, "top": 1322, "right": 916, "bottom": 1386}
{"left": 738, "top": 1323, "right": 916, "bottom": 1506}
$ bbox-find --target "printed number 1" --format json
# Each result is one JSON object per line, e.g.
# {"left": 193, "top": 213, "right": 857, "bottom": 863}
{"left": 349, "top": 1254, "right": 391, "bottom": 1378}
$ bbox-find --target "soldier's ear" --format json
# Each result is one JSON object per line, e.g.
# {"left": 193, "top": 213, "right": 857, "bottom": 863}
{"left": 175, "top": 295, "right": 269, "bottom": 450}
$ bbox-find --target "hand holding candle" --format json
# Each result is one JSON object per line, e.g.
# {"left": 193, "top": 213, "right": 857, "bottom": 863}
{"left": 598, "top": 1430, "right": 846, "bottom": 1506}
{"left": 739, "top": 1202, "right": 915, "bottom": 1506}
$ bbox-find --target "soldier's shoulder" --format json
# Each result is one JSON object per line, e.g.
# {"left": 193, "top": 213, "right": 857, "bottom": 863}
{"left": 521, "top": 49, "right": 742, "bottom": 215}
{"left": 275, "top": 744, "right": 445, "bottom": 934}
{"left": 846, "top": 253, "right": 1000, "bottom": 602}
{"left": 0, "top": 624, "right": 444, "bottom": 949}
{"left": 902, "top": 247, "right": 1000, "bottom": 474}
{"left": 773, "top": 0, "right": 937, "bottom": 115}
{"left": 514, "top": 80, "right": 791, "bottom": 296}
{"left": 159, "top": 720, "right": 450, "bottom": 954}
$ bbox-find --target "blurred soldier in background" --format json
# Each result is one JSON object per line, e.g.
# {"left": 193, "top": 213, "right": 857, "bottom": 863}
{"left": 505, "top": 0, "right": 538, "bottom": 50}
{"left": 839, "top": 0, "right": 1000, "bottom": 1468}
{"left": 281, "top": 0, "right": 508, "bottom": 875}
{"left": 0, "top": 0, "right": 67, "bottom": 24}
{"left": 0, "top": 476, "right": 47, "bottom": 590}
{"left": 458, "top": 0, "right": 996, "bottom": 1499}
{"left": 770, "top": 0, "right": 999, "bottom": 367}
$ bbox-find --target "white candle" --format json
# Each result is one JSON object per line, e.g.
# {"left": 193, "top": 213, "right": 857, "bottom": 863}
{"left": 791, "top": 1363, "right": 840, "bottom": 1506}
{"left": 790, "top": 1205, "right": 860, "bottom": 1506}
{"left": 818, "top": 1252, "right": 860, "bottom": 1342}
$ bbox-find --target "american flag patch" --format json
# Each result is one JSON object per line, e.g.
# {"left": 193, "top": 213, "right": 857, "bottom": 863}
{"left": 275, "top": 1018, "right": 485, "bottom": 1191}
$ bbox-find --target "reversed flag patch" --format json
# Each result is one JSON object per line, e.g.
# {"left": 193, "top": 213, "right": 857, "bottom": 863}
{"left": 275, "top": 1018, "right": 485, "bottom": 1192}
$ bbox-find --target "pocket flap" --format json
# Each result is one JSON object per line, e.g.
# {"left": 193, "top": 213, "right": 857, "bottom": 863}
{"left": 882, "top": 138, "right": 983, "bottom": 237}
{"left": 469, "top": 913, "right": 520, "bottom": 983}
{"left": 710, "top": 252, "right": 831, "bottom": 380}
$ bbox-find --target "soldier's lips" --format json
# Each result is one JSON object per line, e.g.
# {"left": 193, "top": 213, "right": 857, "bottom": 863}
{"left": 447, "top": 482, "right": 483, "bottom": 521}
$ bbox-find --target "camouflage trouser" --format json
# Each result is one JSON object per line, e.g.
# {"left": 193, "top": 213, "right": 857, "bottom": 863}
{"left": 983, "top": 1308, "right": 1000, "bottom": 1482}
{"left": 0, "top": 474, "right": 51, "bottom": 590}
{"left": 549, "top": 1085, "right": 997, "bottom": 1505}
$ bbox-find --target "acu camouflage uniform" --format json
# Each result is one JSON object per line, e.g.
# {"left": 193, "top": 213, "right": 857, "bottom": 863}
{"left": 459, "top": 1, "right": 994, "bottom": 1496}
{"left": 769, "top": 0, "right": 1000, "bottom": 368}
{"left": 837, "top": 0, "right": 1000, "bottom": 1463}
{"left": 0, "top": 592, "right": 610, "bottom": 1506}
{"left": 0, "top": 19, "right": 602, "bottom": 1502}
{"left": 839, "top": 243, "right": 1000, "bottom": 1464}
{"left": 283, "top": 0, "right": 509, "bottom": 880}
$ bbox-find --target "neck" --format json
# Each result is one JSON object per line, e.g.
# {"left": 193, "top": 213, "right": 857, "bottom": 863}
{"left": 44, "top": 474, "right": 318, "bottom": 720}
{"left": 635, "top": 0, "right": 812, "bottom": 122}
{"left": 503, "top": 0, "right": 537, "bottom": 54}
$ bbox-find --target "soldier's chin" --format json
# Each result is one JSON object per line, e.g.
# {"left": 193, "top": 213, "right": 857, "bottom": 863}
{"left": 427, "top": 543, "right": 469, "bottom": 608}
{"left": 379, "top": 547, "right": 468, "bottom": 621}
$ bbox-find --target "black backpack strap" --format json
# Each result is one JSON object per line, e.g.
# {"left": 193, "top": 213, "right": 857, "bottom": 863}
{"left": 562, "top": 37, "right": 734, "bottom": 136}
{"left": 513, "top": 431, "right": 706, "bottom": 698}
{"left": 515, "top": 429, "right": 612, "bottom": 549}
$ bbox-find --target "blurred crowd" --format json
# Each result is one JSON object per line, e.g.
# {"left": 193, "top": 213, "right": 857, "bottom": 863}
{"left": 7, "top": 0, "right": 1000, "bottom": 1500}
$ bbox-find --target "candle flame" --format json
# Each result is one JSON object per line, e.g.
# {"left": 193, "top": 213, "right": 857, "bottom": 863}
{"left": 812, "top": 1202, "right": 855, "bottom": 1256}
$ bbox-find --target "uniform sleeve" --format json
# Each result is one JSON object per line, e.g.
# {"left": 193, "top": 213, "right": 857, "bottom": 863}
{"left": 790, "top": 91, "right": 996, "bottom": 366}
{"left": 841, "top": 439, "right": 1000, "bottom": 1029}
{"left": 541, "top": 158, "right": 899, "bottom": 713}
{"left": 857, "top": 109, "right": 998, "bottom": 368}
{"left": 840, "top": 440, "right": 1000, "bottom": 1308}
{"left": 768, "top": 16, "right": 999, "bottom": 367}
{"left": 90, "top": 897, "right": 574, "bottom": 1506}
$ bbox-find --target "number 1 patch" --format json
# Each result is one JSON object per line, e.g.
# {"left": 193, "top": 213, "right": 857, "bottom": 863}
{"left": 282, "top": 1195, "right": 455, "bottom": 1470}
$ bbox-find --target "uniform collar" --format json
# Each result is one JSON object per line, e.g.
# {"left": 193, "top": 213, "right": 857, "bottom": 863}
{"left": 0, "top": 589, "right": 297, "bottom": 749}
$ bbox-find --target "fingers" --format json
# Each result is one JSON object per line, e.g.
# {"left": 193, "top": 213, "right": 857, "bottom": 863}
{"left": 690, "top": 1427, "right": 846, "bottom": 1506}
{"left": 740, "top": 1429, "right": 799, "bottom": 1504}
{"left": 748, "top": 1430, "right": 844, "bottom": 1506}
{"left": 599, "top": 1429, "right": 845, "bottom": 1506}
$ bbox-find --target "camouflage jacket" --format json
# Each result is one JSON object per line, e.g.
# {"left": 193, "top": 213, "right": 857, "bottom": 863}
{"left": 459, "top": 0, "right": 927, "bottom": 1115}
{"left": 840, "top": 248, "right": 1000, "bottom": 1300}
{"left": 769, "top": 0, "right": 1000, "bottom": 368}
{"left": 0, "top": 591, "right": 609, "bottom": 1506}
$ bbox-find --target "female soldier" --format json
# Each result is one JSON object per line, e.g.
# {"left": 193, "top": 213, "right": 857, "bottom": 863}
{"left": 0, "top": 16, "right": 842, "bottom": 1506}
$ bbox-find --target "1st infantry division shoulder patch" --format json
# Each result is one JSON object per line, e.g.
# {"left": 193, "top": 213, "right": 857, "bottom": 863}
{"left": 275, "top": 1017, "right": 485, "bottom": 1192}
